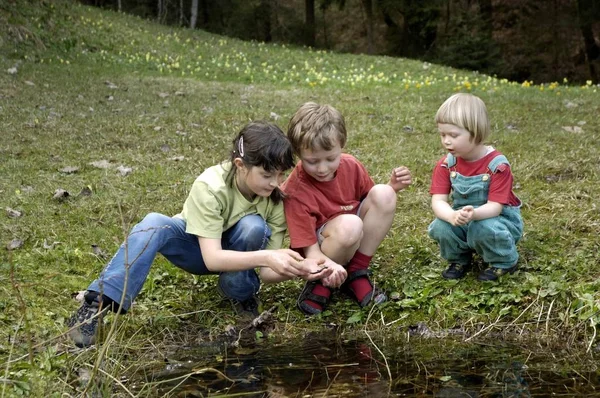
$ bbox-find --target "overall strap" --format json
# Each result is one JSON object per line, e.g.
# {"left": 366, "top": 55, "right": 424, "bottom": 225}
{"left": 488, "top": 154, "right": 509, "bottom": 173}
{"left": 444, "top": 153, "right": 457, "bottom": 168}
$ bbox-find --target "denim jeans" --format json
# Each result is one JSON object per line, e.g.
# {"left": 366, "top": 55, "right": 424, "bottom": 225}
{"left": 87, "top": 212, "right": 270, "bottom": 310}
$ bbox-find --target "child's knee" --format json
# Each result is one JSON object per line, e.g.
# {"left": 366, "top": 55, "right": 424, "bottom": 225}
{"left": 367, "top": 184, "right": 397, "bottom": 212}
{"left": 428, "top": 218, "right": 451, "bottom": 240}
{"left": 326, "top": 215, "right": 363, "bottom": 248}
{"left": 236, "top": 215, "right": 270, "bottom": 250}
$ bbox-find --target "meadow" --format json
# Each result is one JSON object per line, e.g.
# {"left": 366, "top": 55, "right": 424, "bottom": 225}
{"left": 1, "top": 1, "right": 599, "bottom": 395}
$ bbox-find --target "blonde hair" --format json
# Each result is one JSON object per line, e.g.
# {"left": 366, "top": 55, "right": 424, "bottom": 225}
{"left": 435, "top": 93, "right": 490, "bottom": 144}
{"left": 287, "top": 102, "right": 347, "bottom": 156}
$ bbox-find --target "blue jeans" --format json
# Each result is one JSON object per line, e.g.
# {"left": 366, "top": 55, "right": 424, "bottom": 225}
{"left": 87, "top": 213, "right": 270, "bottom": 310}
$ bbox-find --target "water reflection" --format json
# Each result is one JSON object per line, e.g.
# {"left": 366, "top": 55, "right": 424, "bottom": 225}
{"left": 143, "top": 332, "right": 599, "bottom": 397}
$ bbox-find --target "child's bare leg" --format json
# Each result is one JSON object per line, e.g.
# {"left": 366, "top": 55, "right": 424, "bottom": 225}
{"left": 343, "top": 184, "right": 396, "bottom": 305}
{"left": 357, "top": 184, "right": 397, "bottom": 255}
{"left": 320, "top": 214, "right": 363, "bottom": 264}
{"left": 298, "top": 214, "right": 363, "bottom": 315}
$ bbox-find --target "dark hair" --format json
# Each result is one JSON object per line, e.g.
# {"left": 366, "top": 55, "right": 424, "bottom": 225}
{"left": 226, "top": 121, "right": 295, "bottom": 204}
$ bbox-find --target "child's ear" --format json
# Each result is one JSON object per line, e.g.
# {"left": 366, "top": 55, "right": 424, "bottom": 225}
{"left": 233, "top": 157, "right": 245, "bottom": 171}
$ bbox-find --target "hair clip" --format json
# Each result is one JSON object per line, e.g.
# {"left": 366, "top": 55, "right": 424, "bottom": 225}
{"left": 238, "top": 136, "right": 245, "bottom": 157}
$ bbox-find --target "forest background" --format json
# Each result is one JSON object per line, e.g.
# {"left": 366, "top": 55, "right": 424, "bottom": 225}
{"left": 83, "top": 0, "right": 600, "bottom": 84}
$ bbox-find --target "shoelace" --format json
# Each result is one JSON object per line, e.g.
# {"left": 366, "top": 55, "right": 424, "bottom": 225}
{"left": 71, "top": 302, "right": 102, "bottom": 335}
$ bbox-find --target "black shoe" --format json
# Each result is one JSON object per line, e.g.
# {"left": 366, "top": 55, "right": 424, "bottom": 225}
{"left": 441, "top": 263, "right": 469, "bottom": 280}
{"left": 217, "top": 284, "right": 261, "bottom": 318}
{"left": 67, "top": 299, "right": 109, "bottom": 348}
{"left": 477, "top": 264, "right": 518, "bottom": 281}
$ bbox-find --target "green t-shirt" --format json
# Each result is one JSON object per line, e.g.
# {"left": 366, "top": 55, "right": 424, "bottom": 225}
{"left": 176, "top": 162, "right": 286, "bottom": 250}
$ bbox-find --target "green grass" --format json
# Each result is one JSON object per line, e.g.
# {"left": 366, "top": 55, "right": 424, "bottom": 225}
{"left": 1, "top": 1, "right": 599, "bottom": 396}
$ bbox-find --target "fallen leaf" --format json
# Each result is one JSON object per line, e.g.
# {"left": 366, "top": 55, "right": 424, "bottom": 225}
{"left": 158, "top": 92, "right": 170, "bottom": 98}
{"left": 91, "top": 244, "right": 108, "bottom": 259}
{"left": 116, "top": 165, "right": 133, "bottom": 176}
{"left": 562, "top": 126, "right": 583, "bottom": 133}
{"left": 7, "top": 239, "right": 23, "bottom": 250}
{"left": 59, "top": 166, "right": 79, "bottom": 174}
{"left": 161, "top": 144, "right": 171, "bottom": 152}
{"left": 105, "top": 81, "right": 118, "bottom": 89}
{"left": 170, "top": 156, "right": 185, "bottom": 161}
{"left": 564, "top": 101, "right": 578, "bottom": 109}
{"left": 402, "top": 125, "right": 414, "bottom": 132}
{"left": 89, "top": 160, "right": 112, "bottom": 169}
{"left": 6, "top": 207, "right": 22, "bottom": 218}
{"left": 174, "top": 90, "right": 185, "bottom": 96}
{"left": 154, "top": 126, "right": 162, "bottom": 131}
{"left": 270, "top": 112, "right": 281, "bottom": 121}
{"left": 24, "top": 80, "right": 35, "bottom": 86}
{"left": 43, "top": 239, "right": 61, "bottom": 249}
{"left": 7, "top": 67, "right": 17, "bottom": 75}
{"left": 78, "top": 186, "right": 93, "bottom": 197}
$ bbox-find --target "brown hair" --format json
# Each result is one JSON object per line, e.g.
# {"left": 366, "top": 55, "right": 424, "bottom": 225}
{"left": 287, "top": 102, "right": 347, "bottom": 156}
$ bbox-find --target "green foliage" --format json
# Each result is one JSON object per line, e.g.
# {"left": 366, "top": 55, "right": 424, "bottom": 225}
{"left": 432, "top": 8, "right": 501, "bottom": 74}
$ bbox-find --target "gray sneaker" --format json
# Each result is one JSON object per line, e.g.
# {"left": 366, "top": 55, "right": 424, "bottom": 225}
{"left": 67, "top": 299, "right": 109, "bottom": 347}
{"left": 217, "top": 284, "right": 261, "bottom": 319}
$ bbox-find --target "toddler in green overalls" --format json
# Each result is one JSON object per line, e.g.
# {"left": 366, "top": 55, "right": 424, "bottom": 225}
{"left": 428, "top": 93, "right": 523, "bottom": 281}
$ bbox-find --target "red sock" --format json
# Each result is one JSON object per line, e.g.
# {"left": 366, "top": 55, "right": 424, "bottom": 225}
{"left": 346, "top": 251, "right": 373, "bottom": 303}
{"left": 303, "top": 283, "right": 331, "bottom": 312}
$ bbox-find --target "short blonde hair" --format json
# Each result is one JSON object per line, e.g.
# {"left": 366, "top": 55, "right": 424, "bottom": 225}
{"left": 435, "top": 93, "right": 490, "bottom": 144}
{"left": 287, "top": 102, "right": 347, "bottom": 156}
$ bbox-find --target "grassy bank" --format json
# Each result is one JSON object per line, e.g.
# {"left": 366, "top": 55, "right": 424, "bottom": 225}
{"left": 1, "top": 1, "right": 599, "bottom": 395}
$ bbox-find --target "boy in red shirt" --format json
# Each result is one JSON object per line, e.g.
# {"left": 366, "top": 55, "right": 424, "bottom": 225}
{"left": 282, "top": 102, "right": 412, "bottom": 315}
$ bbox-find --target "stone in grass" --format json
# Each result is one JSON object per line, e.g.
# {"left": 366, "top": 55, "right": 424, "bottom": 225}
{"left": 6, "top": 207, "right": 22, "bottom": 218}
{"left": 116, "top": 165, "right": 133, "bottom": 176}
{"left": 53, "top": 189, "right": 70, "bottom": 200}
{"left": 7, "top": 239, "right": 23, "bottom": 250}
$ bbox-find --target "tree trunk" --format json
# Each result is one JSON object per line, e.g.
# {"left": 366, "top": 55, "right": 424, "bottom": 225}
{"left": 261, "top": 0, "right": 272, "bottom": 42}
{"left": 201, "top": 0, "right": 209, "bottom": 26}
{"left": 322, "top": 6, "right": 329, "bottom": 48}
{"left": 305, "top": 0, "right": 315, "bottom": 47}
{"left": 190, "top": 0, "right": 198, "bottom": 28}
{"left": 362, "top": 0, "right": 374, "bottom": 54}
{"left": 577, "top": 0, "right": 600, "bottom": 81}
{"left": 180, "top": 0, "right": 184, "bottom": 26}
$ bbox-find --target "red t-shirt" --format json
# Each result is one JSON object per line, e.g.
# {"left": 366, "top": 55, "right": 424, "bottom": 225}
{"left": 282, "top": 154, "right": 375, "bottom": 249}
{"left": 429, "top": 150, "right": 520, "bottom": 206}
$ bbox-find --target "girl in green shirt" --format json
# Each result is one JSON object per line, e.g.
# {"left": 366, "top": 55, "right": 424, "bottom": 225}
{"left": 67, "top": 121, "right": 330, "bottom": 347}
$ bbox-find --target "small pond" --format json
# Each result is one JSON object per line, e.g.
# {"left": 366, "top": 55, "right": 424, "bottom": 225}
{"left": 138, "top": 331, "right": 599, "bottom": 397}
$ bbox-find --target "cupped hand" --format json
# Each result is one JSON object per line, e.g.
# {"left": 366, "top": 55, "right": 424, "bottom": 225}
{"left": 266, "top": 249, "right": 309, "bottom": 278}
{"left": 389, "top": 166, "right": 412, "bottom": 192}
{"left": 321, "top": 261, "right": 347, "bottom": 288}
{"left": 452, "top": 205, "right": 474, "bottom": 226}
{"left": 300, "top": 258, "right": 333, "bottom": 281}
